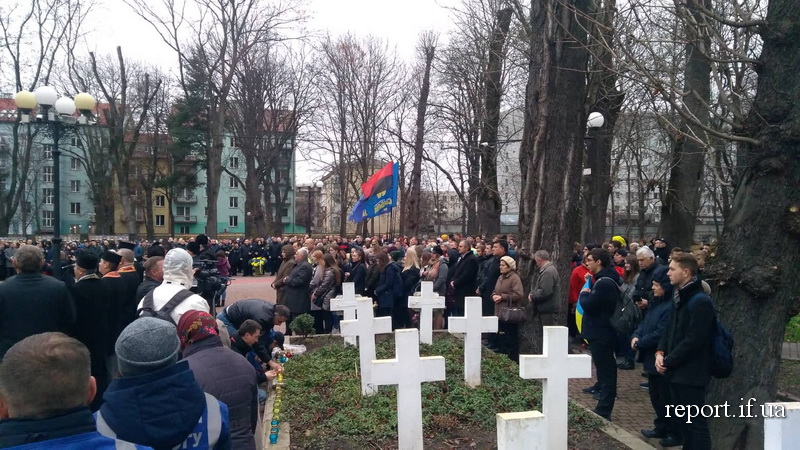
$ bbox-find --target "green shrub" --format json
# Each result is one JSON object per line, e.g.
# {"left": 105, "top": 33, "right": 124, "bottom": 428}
{"left": 786, "top": 315, "right": 800, "bottom": 343}
{"left": 289, "top": 313, "right": 315, "bottom": 337}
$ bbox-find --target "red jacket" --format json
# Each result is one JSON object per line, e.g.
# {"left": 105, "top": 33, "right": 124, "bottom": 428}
{"left": 569, "top": 265, "right": 590, "bottom": 305}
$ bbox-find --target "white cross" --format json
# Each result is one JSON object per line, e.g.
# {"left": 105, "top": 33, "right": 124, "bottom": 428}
{"left": 340, "top": 297, "right": 392, "bottom": 396}
{"left": 408, "top": 281, "right": 445, "bottom": 345}
{"left": 331, "top": 282, "right": 360, "bottom": 346}
{"left": 518, "top": 326, "right": 592, "bottom": 449}
{"left": 447, "top": 296, "right": 498, "bottom": 387}
{"left": 371, "top": 329, "right": 446, "bottom": 450}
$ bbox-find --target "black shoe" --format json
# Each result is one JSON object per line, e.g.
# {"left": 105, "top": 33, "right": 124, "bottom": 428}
{"left": 640, "top": 429, "right": 666, "bottom": 439}
{"left": 659, "top": 436, "right": 683, "bottom": 447}
{"left": 617, "top": 360, "right": 635, "bottom": 370}
{"left": 592, "top": 409, "right": 611, "bottom": 421}
{"left": 640, "top": 382, "right": 649, "bottom": 390}
{"left": 592, "top": 391, "right": 602, "bottom": 401}
{"left": 582, "top": 385, "right": 600, "bottom": 394}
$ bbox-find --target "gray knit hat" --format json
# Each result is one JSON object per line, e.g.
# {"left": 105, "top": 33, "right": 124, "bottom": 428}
{"left": 116, "top": 317, "right": 180, "bottom": 377}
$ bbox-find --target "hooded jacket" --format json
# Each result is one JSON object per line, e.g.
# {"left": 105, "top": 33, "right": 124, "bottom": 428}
{"left": 96, "top": 361, "right": 230, "bottom": 450}
{"left": 271, "top": 245, "right": 297, "bottom": 305}
{"left": 136, "top": 249, "right": 209, "bottom": 324}
{"left": 632, "top": 265, "right": 674, "bottom": 375}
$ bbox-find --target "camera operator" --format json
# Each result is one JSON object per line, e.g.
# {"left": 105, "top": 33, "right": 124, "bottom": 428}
{"left": 135, "top": 248, "right": 209, "bottom": 324}
{"left": 186, "top": 240, "right": 228, "bottom": 315}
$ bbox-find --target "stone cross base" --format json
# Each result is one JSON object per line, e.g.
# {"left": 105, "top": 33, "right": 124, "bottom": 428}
{"left": 497, "top": 411, "right": 546, "bottom": 450}
{"left": 764, "top": 402, "right": 800, "bottom": 449}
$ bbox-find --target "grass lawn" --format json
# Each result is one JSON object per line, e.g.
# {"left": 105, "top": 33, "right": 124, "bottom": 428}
{"left": 786, "top": 316, "right": 800, "bottom": 343}
{"left": 282, "top": 334, "right": 624, "bottom": 449}
{"left": 779, "top": 360, "right": 800, "bottom": 399}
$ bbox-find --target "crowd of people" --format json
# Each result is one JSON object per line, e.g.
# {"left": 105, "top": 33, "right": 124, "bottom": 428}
{"left": 0, "top": 231, "right": 716, "bottom": 449}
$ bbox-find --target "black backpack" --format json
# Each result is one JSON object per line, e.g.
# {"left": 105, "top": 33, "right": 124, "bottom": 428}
{"left": 597, "top": 277, "right": 641, "bottom": 335}
{"left": 137, "top": 289, "right": 194, "bottom": 326}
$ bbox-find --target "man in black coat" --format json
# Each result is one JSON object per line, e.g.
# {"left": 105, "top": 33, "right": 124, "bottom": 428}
{"left": 656, "top": 253, "right": 714, "bottom": 449}
{"left": 282, "top": 248, "right": 313, "bottom": 333}
{"left": 115, "top": 248, "right": 142, "bottom": 334}
{"left": 218, "top": 299, "right": 289, "bottom": 364}
{"left": 447, "top": 240, "right": 479, "bottom": 317}
{"left": 580, "top": 248, "right": 621, "bottom": 421}
{"left": 99, "top": 250, "right": 127, "bottom": 348}
{"left": 0, "top": 245, "right": 74, "bottom": 359}
{"left": 69, "top": 253, "right": 113, "bottom": 411}
{"left": 136, "top": 256, "right": 164, "bottom": 302}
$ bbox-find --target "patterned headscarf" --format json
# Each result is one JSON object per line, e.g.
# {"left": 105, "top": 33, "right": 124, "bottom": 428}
{"left": 177, "top": 310, "right": 219, "bottom": 350}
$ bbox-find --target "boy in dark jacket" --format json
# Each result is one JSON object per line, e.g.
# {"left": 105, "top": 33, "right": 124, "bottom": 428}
{"left": 580, "top": 248, "right": 620, "bottom": 421}
{"left": 632, "top": 265, "right": 680, "bottom": 446}
{"left": 656, "top": 253, "right": 714, "bottom": 450}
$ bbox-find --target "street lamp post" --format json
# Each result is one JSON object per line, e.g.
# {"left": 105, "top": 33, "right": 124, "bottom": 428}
{"left": 305, "top": 180, "right": 322, "bottom": 235}
{"left": 434, "top": 207, "right": 448, "bottom": 235}
{"left": 583, "top": 111, "right": 605, "bottom": 244}
{"left": 14, "top": 87, "right": 96, "bottom": 280}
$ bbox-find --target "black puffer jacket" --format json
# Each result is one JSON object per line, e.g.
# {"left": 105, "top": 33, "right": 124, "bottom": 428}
{"left": 632, "top": 265, "right": 674, "bottom": 375}
{"left": 658, "top": 277, "right": 715, "bottom": 387}
{"left": 183, "top": 337, "right": 258, "bottom": 450}
{"left": 580, "top": 266, "right": 621, "bottom": 341}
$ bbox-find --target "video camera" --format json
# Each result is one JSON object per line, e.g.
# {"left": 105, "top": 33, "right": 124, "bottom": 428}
{"left": 192, "top": 259, "right": 230, "bottom": 313}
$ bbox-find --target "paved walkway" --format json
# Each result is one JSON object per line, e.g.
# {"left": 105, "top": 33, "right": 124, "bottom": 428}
{"left": 782, "top": 342, "right": 800, "bottom": 360}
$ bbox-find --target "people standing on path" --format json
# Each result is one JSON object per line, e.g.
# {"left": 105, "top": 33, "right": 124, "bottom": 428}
{"left": 282, "top": 248, "right": 312, "bottom": 334}
{"left": 527, "top": 250, "right": 560, "bottom": 354}
{"left": 656, "top": 253, "right": 715, "bottom": 450}
{"left": 271, "top": 245, "right": 297, "bottom": 305}
{"left": 447, "top": 240, "right": 479, "bottom": 318}
{"left": 492, "top": 255, "right": 524, "bottom": 362}
{"left": 580, "top": 248, "right": 621, "bottom": 421}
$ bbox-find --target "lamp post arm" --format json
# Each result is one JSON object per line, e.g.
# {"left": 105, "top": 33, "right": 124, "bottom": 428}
{"left": 51, "top": 120, "right": 63, "bottom": 280}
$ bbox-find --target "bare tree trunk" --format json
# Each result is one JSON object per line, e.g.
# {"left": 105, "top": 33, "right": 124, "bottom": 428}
{"left": 478, "top": 8, "right": 513, "bottom": 237}
{"left": 705, "top": 1, "right": 800, "bottom": 447}
{"left": 406, "top": 36, "right": 436, "bottom": 238}
{"left": 517, "top": 0, "right": 591, "bottom": 354}
{"left": 582, "top": 0, "right": 624, "bottom": 245}
{"left": 659, "top": 0, "right": 712, "bottom": 249}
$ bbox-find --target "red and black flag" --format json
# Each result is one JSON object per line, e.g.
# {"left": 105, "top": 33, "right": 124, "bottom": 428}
{"left": 360, "top": 162, "right": 395, "bottom": 199}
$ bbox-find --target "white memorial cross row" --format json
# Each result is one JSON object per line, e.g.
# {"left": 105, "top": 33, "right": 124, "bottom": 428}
{"left": 408, "top": 281, "right": 445, "bottom": 345}
{"left": 331, "top": 282, "right": 360, "bottom": 346}
{"left": 371, "top": 329, "right": 446, "bottom": 450}
{"left": 447, "top": 296, "right": 498, "bottom": 387}
{"left": 340, "top": 297, "right": 392, "bottom": 396}
{"left": 518, "top": 326, "right": 592, "bottom": 450}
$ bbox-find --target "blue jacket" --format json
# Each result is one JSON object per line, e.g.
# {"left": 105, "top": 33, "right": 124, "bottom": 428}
{"left": 97, "top": 361, "right": 230, "bottom": 450}
{"left": 632, "top": 266, "right": 674, "bottom": 375}
{"left": 0, "top": 407, "right": 149, "bottom": 449}
{"left": 375, "top": 262, "right": 403, "bottom": 309}
{"left": 580, "top": 267, "right": 621, "bottom": 341}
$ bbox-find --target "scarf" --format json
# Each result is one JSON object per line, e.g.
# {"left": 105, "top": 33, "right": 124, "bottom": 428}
{"left": 177, "top": 310, "right": 219, "bottom": 350}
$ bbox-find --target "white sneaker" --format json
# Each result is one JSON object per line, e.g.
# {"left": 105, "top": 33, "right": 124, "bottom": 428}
{"left": 331, "top": 328, "right": 340, "bottom": 335}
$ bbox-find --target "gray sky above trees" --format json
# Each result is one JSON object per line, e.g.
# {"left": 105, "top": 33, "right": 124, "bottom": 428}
{"left": 86, "top": 0, "right": 457, "bottom": 180}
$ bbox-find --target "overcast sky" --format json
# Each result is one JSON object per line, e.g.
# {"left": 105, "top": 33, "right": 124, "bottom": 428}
{"left": 85, "top": 0, "right": 458, "bottom": 179}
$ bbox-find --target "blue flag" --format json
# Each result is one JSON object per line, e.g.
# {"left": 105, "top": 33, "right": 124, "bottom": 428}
{"left": 349, "top": 162, "right": 398, "bottom": 223}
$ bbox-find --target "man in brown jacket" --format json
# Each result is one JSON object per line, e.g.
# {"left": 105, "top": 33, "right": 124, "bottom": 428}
{"left": 271, "top": 245, "right": 296, "bottom": 305}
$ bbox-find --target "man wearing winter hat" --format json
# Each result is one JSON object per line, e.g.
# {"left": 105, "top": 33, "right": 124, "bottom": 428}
{"left": 96, "top": 318, "right": 230, "bottom": 449}
{"left": 136, "top": 248, "right": 210, "bottom": 325}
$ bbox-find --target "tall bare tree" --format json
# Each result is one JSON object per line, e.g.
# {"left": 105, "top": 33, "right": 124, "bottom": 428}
{"left": 0, "top": 0, "right": 88, "bottom": 235}
{"left": 125, "top": 0, "right": 301, "bottom": 237}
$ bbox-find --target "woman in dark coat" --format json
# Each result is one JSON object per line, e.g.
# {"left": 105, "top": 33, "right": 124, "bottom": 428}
{"left": 398, "top": 247, "right": 421, "bottom": 329}
{"left": 179, "top": 310, "right": 259, "bottom": 450}
{"left": 271, "top": 245, "right": 296, "bottom": 305}
{"left": 374, "top": 251, "right": 402, "bottom": 324}
{"left": 345, "top": 247, "right": 368, "bottom": 295}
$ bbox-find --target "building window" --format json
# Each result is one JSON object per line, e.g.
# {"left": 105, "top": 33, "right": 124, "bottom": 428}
{"left": 179, "top": 225, "right": 191, "bottom": 234}
{"left": 43, "top": 166, "right": 53, "bottom": 183}
{"left": 70, "top": 136, "right": 81, "bottom": 147}
{"left": 177, "top": 206, "right": 191, "bottom": 216}
{"left": 204, "top": 207, "right": 208, "bottom": 217}
{"left": 70, "top": 180, "right": 80, "bottom": 193}
{"left": 155, "top": 215, "right": 165, "bottom": 227}
{"left": 155, "top": 195, "right": 166, "bottom": 207}
{"left": 42, "top": 210, "right": 54, "bottom": 227}
{"left": 229, "top": 176, "right": 239, "bottom": 189}
{"left": 70, "top": 157, "right": 80, "bottom": 170}
{"left": 280, "top": 207, "right": 289, "bottom": 217}
{"left": 69, "top": 224, "right": 81, "bottom": 234}
{"left": 229, "top": 157, "right": 239, "bottom": 169}
{"left": 229, "top": 215, "right": 239, "bottom": 228}
{"left": 70, "top": 202, "right": 81, "bottom": 214}
{"left": 43, "top": 188, "right": 54, "bottom": 205}
{"left": 43, "top": 145, "right": 53, "bottom": 160}
{"left": 277, "top": 169, "right": 289, "bottom": 181}
{"left": 230, "top": 136, "right": 240, "bottom": 148}
{"left": 229, "top": 196, "right": 238, "bottom": 208}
